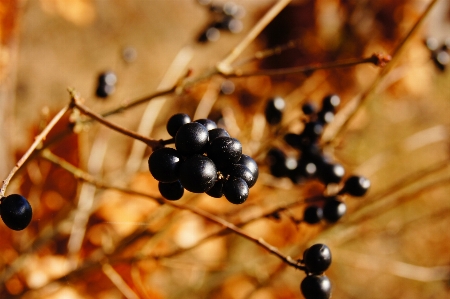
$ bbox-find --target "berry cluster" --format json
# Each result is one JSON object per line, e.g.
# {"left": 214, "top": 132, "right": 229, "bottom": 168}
{"left": 197, "top": 1, "right": 245, "bottom": 43}
{"left": 0, "top": 194, "right": 32, "bottom": 231}
{"left": 300, "top": 243, "right": 333, "bottom": 299}
{"left": 425, "top": 37, "right": 450, "bottom": 71}
{"left": 95, "top": 71, "right": 117, "bottom": 98}
{"left": 148, "top": 114, "right": 258, "bottom": 204}
{"left": 264, "top": 95, "right": 371, "bottom": 223}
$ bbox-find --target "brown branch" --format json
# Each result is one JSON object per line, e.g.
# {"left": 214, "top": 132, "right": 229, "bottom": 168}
{"left": 68, "top": 88, "right": 168, "bottom": 150}
{"left": 0, "top": 104, "right": 71, "bottom": 198}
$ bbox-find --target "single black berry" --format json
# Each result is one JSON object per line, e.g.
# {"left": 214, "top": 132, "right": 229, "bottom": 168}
{"left": 226, "top": 164, "right": 256, "bottom": 188}
{"left": 223, "top": 177, "right": 249, "bottom": 204}
{"left": 318, "top": 162, "right": 345, "bottom": 184}
{"left": 266, "top": 148, "right": 288, "bottom": 178}
{"left": 302, "top": 102, "right": 317, "bottom": 115}
{"left": 158, "top": 181, "right": 184, "bottom": 201}
{"left": 323, "top": 198, "right": 346, "bottom": 222}
{"left": 302, "top": 121, "right": 324, "bottom": 141}
{"left": 300, "top": 275, "right": 332, "bottom": 299}
{"left": 166, "top": 114, "right": 191, "bottom": 137}
{"left": 175, "top": 122, "right": 209, "bottom": 155}
{"left": 1, "top": 194, "right": 32, "bottom": 231}
{"left": 96, "top": 84, "right": 115, "bottom": 98}
{"left": 178, "top": 155, "right": 217, "bottom": 193}
{"left": 284, "top": 133, "right": 303, "bottom": 148}
{"left": 206, "top": 180, "right": 224, "bottom": 198}
{"left": 208, "top": 128, "right": 230, "bottom": 142}
{"left": 237, "top": 154, "right": 258, "bottom": 184}
{"left": 265, "top": 97, "right": 285, "bottom": 125}
{"left": 303, "top": 206, "right": 323, "bottom": 224}
{"left": 321, "top": 94, "right": 340, "bottom": 113}
{"left": 341, "top": 175, "right": 371, "bottom": 196}
{"left": 207, "top": 137, "right": 242, "bottom": 164}
{"left": 194, "top": 119, "right": 218, "bottom": 131}
{"left": 95, "top": 71, "right": 117, "bottom": 98}
{"left": 148, "top": 147, "right": 182, "bottom": 183}
{"left": 303, "top": 244, "right": 332, "bottom": 274}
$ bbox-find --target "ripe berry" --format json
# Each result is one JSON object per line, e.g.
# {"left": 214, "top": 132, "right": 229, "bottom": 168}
{"left": 303, "top": 206, "right": 323, "bottom": 224}
{"left": 158, "top": 181, "right": 184, "bottom": 200}
{"left": 237, "top": 154, "right": 258, "bottom": 183}
{"left": 207, "top": 137, "right": 242, "bottom": 164}
{"left": 302, "top": 121, "right": 324, "bottom": 141}
{"left": 303, "top": 244, "right": 332, "bottom": 274}
{"left": 223, "top": 177, "right": 249, "bottom": 204}
{"left": 96, "top": 84, "right": 115, "bottom": 98}
{"left": 318, "top": 162, "right": 345, "bottom": 184}
{"left": 166, "top": 114, "right": 191, "bottom": 137}
{"left": 265, "top": 97, "right": 285, "bottom": 125}
{"left": 175, "top": 122, "right": 209, "bottom": 155}
{"left": 266, "top": 148, "right": 288, "bottom": 178}
{"left": 284, "top": 133, "right": 303, "bottom": 148}
{"left": 321, "top": 94, "right": 340, "bottom": 113}
{"left": 302, "top": 102, "right": 317, "bottom": 115}
{"left": 95, "top": 71, "right": 117, "bottom": 98}
{"left": 178, "top": 155, "right": 217, "bottom": 193}
{"left": 208, "top": 128, "right": 230, "bottom": 142}
{"left": 194, "top": 119, "right": 217, "bottom": 131}
{"left": 148, "top": 147, "right": 182, "bottom": 183}
{"left": 342, "top": 175, "right": 371, "bottom": 196}
{"left": 323, "top": 198, "right": 346, "bottom": 222}
{"left": 226, "top": 164, "right": 256, "bottom": 188}
{"left": 300, "top": 275, "right": 332, "bottom": 299}
{"left": 206, "top": 180, "right": 224, "bottom": 198}
{"left": 1, "top": 194, "right": 32, "bottom": 231}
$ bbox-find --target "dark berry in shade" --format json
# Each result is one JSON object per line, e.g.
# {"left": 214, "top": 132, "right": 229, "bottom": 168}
{"left": 318, "top": 162, "right": 345, "bottom": 184}
{"left": 321, "top": 94, "right": 340, "bottom": 113}
{"left": 166, "top": 113, "right": 191, "bottom": 137}
{"left": 342, "top": 175, "right": 371, "bottom": 197}
{"left": 178, "top": 155, "right": 217, "bottom": 193}
{"left": 207, "top": 137, "right": 242, "bottom": 164}
{"left": 223, "top": 177, "right": 249, "bottom": 204}
{"left": 1, "top": 194, "right": 32, "bottom": 231}
{"left": 208, "top": 128, "right": 230, "bottom": 142}
{"left": 323, "top": 198, "right": 346, "bottom": 222}
{"left": 317, "top": 110, "right": 334, "bottom": 124}
{"left": 266, "top": 148, "right": 288, "bottom": 178}
{"left": 302, "top": 102, "right": 317, "bottom": 115}
{"left": 148, "top": 148, "right": 182, "bottom": 183}
{"left": 265, "top": 97, "right": 285, "bottom": 125}
{"left": 237, "top": 154, "right": 258, "bottom": 183}
{"left": 206, "top": 180, "right": 224, "bottom": 198}
{"left": 96, "top": 84, "right": 115, "bottom": 98}
{"left": 303, "top": 206, "right": 323, "bottom": 224}
{"left": 175, "top": 122, "right": 209, "bottom": 155}
{"left": 194, "top": 118, "right": 217, "bottom": 131}
{"left": 98, "top": 71, "right": 117, "bottom": 86}
{"left": 158, "top": 181, "right": 184, "bottom": 201}
{"left": 198, "top": 27, "right": 220, "bottom": 43}
{"left": 226, "top": 164, "right": 256, "bottom": 188}
{"left": 300, "top": 275, "right": 332, "bottom": 299}
{"left": 303, "top": 244, "right": 332, "bottom": 274}
{"left": 284, "top": 133, "right": 303, "bottom": 148}
{"left": 302, "top": 121, "right": 324, "bottom": 141}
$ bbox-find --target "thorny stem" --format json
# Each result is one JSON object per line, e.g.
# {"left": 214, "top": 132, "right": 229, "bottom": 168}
{"left": 68, "top": 88, "right": 167, "bottom": 150}
{"left": 226, "top": 53, "right": 391, "bottom": 78}
{"left": 41, "top": 150, "right": 306, "bottom": 271}
{"left": 0, "top": 104, "right": 71, "bottom": 198}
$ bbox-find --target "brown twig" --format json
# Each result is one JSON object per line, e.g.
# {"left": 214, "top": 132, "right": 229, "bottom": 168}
{"left": 0, "top": 104, "right": 70, "bottom": 198}
{"left": 68, "top": 88, "right": 168, "bottom": 150}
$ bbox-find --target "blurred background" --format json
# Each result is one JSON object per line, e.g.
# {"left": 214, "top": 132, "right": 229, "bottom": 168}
{"left": 1, "top": 0, "right": 450, "bottom": 298}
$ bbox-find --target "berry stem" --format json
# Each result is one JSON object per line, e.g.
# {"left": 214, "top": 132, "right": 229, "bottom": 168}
{"left": 0, "top": 104, "right": 71, "bottom": 198}
{"left": 225, "top": 54, "right": 391, "bottom": 78}
{"left": 42, "top": 150, "right": 307, "bottom": 271}
{"left": 69, "top": 89, "right": 167, "bottom": 150}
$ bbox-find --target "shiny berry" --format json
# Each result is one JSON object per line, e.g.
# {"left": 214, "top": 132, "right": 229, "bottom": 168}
{"left": 300, "top": 275, "right": 331, "bottom": 299}
{"left": 208, "top": 128, "right": 230, "bottom": 142}
{"left": 237, "top": 154, "right": 258, "bottom": 184}
{"left": 223, "top": 177, "right": 249, "bottom": 204}
{"left": 303, "top": 206, "right": 323, "bottom": 224}
{"left": 1, "top": 194, "right": 32, "bottom": 231}
{"left": 194, "top": 119, "right": 217, "bottom": 131}
{"left": 148, "top": 148, "right": 182, "bottom": 183}
{"left": 158, "top": 181, "right": 184, "bottom": 200}
{"left": 323, "top": 198, "right": 346, "bottom": 222}
{"left": 178, "top": 155, "right": 217, "bottom": 193}
{"left": 342, "top": 175, "right": 371, "bottom": 196}
{"left": 206, "top": 180, "right": 224, "bottom": 198}
{"left": 321, "top": 94, "right": 340, "bottom": 113}
{"left": 166, "top": 114, "right": 191, "bottom": 137}
{"left": 207, "top": 137, "right": 242, "bottom": 164}
{"left": 303, "top": 244, "right": 332, "bottom": 274}
{"left": 175, "top": 122, "right": 209, "bottom": 155}
{"left": 265, "top": 97, "right": 285, "bottom": 125}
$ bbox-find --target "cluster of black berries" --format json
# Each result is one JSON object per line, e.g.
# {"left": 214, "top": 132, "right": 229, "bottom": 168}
{"left": 300, "top": 243, "right": 333, "bottom": 299}
{"left": 95, "top": 71, "right": 117, "bottom": 98}
{"left": 0, "top": 194, "right": 32, "bottom": 231}
{"left": 425, "top": 37, "right": 450, "bottom": 71}
{"left": 264, "top": 95, "right": 371, "bottom": 223}
{"left": 197, "top": 1, "right": 245, "bottom": 43}
{"left": 148, "top": 114, "right": 258, "bottom": 204}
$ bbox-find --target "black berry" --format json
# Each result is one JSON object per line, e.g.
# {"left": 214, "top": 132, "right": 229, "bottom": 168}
{"left": 265, "top": 97, "right": 285, "bottom": 125}
{"left": 302, "top": 102, "right": 317, "bottom": 115}
{"left": 1, "top": 194, "right": 32, "bottom": 231}
{"left": 178, "top": 155, "right": 217, "bottom": 193}
{"left": 148, "top": 148, "right": 182, "bottom": 183}
{"left": 175, "top": 122, "right": 209, "bottom": 155}
{"left": 303, "top": 206, "right": 323, "bottom": 224}
{"left": 318, "top": 162, "right": 345, "bottom": 184}
{"left": 323, "top": 198, "right": 346, "bottom": 222}
{"left": 158, "top": 181, "right": 184, "bottom": 200}
{"left": 207, "top": 137, "right": 242, "bottom": 164}
{"left": 321, "top": 94, "right": 340, "bottom": 113}
{"left": 223, "top": 177, "right": 249, "bottom": 204}
{"left": 300, "top": 275, "right": 332, "bottom": 299}
{"left": 226, "top": 164, "right": 256, "bottom": 188}
{"left": 166, "top": 113, "right": 191, "bottom": 137}
{"left": 303, "top": 244, "right": 332, "bottom": 274}
{"left": 206, "top": 180, "right": 224, "bottom": 198}
{"left": 237, "top": 154, "right": 258, "bottom": 184}
{"left": 194, "top": 119, "right": 218, "bottom": 131}
{"left": 342, "top": 175, "right": 370, "bottom": 196}
{"left": 208, "top": 128, "right": 230, "bottom": 142}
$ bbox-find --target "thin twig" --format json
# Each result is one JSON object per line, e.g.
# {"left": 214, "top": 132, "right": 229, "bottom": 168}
{"left": 41, "top": 150, "right": 306, "bottom": 271}
{"left": 226, "top": 53, "right": 391, "bottom": 78}
{"left": 0, "top": 104, "right": 70, "bottom": 198}
{"left": 68, "top": 88, "right": 167, "bottom": 150}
